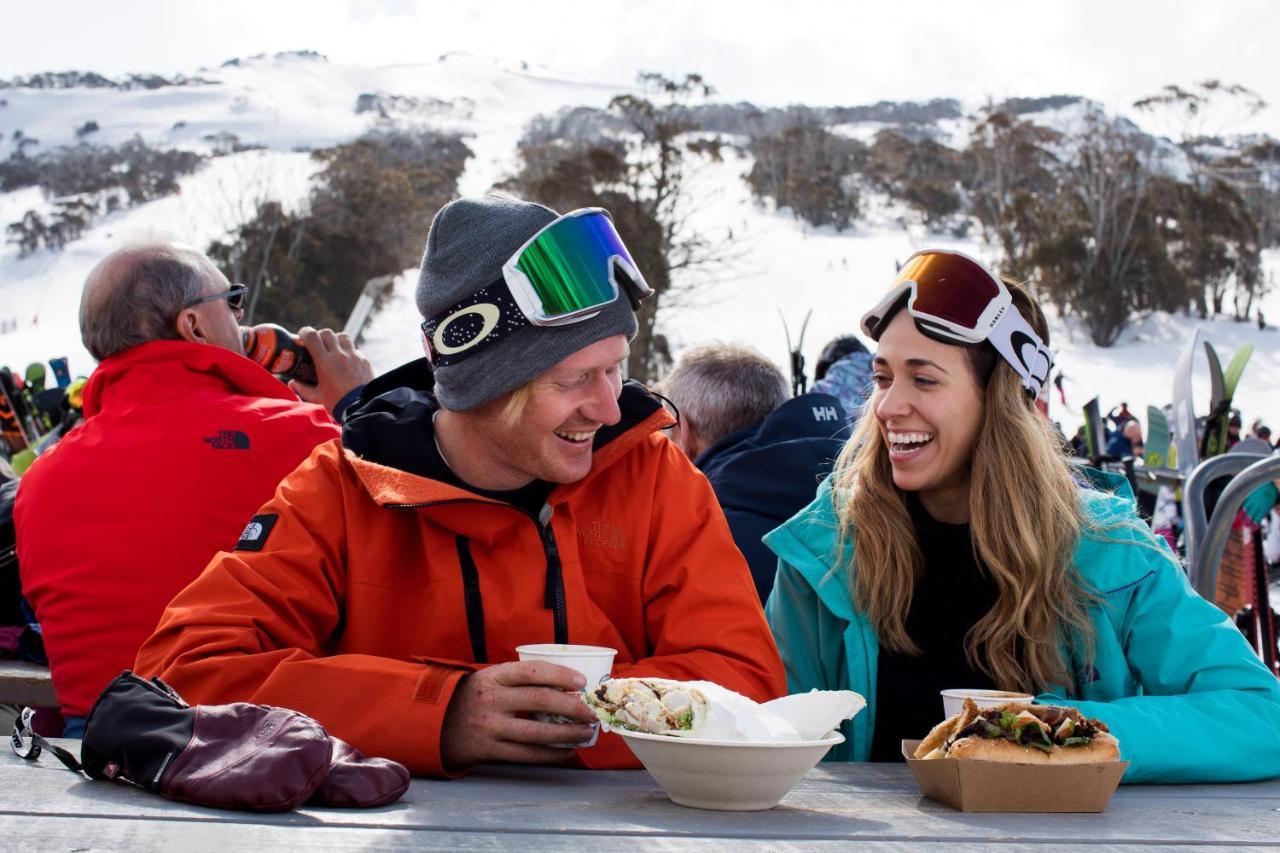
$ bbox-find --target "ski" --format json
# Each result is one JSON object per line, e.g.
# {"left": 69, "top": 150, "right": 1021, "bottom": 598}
{"left": 1200, "top": 343, "right": 1253, "bottom": 459}
{"left": 24, "top": 362, "right": 46, "bottom": 394}
{"left": 779, "top": 309, "right": 813, "bottom": 397}
{"left": 48, "top": 357, "right": 71, "bottom": 390}
{"left": 1082, "top": 396, "right": 1105, "bottom": 462}
{"left": 0, "top": 380, "right": 30, "bottom": 455}
{"left": 1140, "top": 405, "right": 1172, "bottom": 495}
{"left": 1171, "top": 330, "right": 1200, "bottom": 475}
{"left": 0, "top": 369, "right": 40, "bottom": 448}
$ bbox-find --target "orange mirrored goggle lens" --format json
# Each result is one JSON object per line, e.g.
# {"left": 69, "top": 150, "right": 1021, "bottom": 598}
{"left": 893, "top": 252, "right": 1003, "bottom": 330}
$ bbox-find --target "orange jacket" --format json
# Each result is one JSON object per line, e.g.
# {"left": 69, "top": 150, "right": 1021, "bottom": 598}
{"left": 135, "top": 376, "right": 785, "bottom": 777}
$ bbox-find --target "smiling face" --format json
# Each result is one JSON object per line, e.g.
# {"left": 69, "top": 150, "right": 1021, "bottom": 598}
{"left": 451, "top": 334, "right": 628, "bottom": 489}
{"left": 871, "top": 311, "right": 985, "bottom": 522}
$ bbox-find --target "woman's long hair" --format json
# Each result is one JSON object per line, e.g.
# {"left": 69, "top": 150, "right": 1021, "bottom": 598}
{"left": 832, "top": 280, "right": 1095, "bottom": 694}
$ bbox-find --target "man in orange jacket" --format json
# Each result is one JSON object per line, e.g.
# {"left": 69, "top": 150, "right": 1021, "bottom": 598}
{"left": 135, "top": 196, "right": 786, "bottom": 777}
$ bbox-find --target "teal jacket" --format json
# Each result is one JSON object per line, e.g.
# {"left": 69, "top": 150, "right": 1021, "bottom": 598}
{"left": 764, "top": 473, "right": 1280, "bottom": 783}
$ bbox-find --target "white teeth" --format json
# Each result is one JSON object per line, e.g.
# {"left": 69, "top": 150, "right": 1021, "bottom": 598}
{"left": 888, "top": 431, "right": 934, "bottom": 446}
{"left": 555, "top": 430, "right": 594, "bottom": 442}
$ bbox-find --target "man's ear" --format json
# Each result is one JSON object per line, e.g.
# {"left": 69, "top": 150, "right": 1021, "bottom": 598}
{"left": 675, "top": 418, "right": 702, "bottom": 460}
{"left": 175, "top": 306, "right": 208, "bottom": 344}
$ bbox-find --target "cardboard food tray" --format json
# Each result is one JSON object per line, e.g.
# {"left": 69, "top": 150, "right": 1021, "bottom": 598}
{"left": 901, "top": 739, "right": 1128, "bottom": 813}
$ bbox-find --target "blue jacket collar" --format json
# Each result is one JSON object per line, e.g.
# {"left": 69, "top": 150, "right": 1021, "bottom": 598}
{"left": 765, "top": 466, "right": 1162, "bottom": 621}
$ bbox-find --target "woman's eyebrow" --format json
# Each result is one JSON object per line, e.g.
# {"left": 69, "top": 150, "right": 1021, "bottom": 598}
{"left": 873, "top": 355, "right": 950, "bottom": 374}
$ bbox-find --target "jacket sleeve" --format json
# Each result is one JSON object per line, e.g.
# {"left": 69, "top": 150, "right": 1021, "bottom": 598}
{"left": 1038, "top": 536, "right": 1280, "bottom": 784}
{"left": 767, "top": 560, "right": 840, "bottom": 695}
{"left": 134, "top": 442, "right": 468, "bottom": 779}
{"left": 576, "top": 440, "right": 787, "bottom": 768}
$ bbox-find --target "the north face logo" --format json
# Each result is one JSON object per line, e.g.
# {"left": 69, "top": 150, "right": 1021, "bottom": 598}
{"left": 235, "top": 513, "right": 277, "bottom": 552}
{"left": 580, "top": 521, "right": 625, "bottom": 551}
{"left": 204, "top": 430, "right": 250, "bottom": 450}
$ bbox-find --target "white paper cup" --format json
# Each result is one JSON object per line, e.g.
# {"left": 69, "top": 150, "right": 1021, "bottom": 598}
{"left": 516, "top": 644, "right": 617, "bottom": 748}
{"left": 940, "top": 688, "right": 1035, "bottom": 720}
{"left": 516, "top": 643, "right": 617, "bottom": 685}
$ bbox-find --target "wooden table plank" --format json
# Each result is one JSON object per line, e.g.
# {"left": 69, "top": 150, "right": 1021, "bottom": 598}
{"left": 0, "top": 816, "right": 1261, "bottom": 852}
{"left": 3, "top": 745, "right": 1277, "bottom": 846}
{"left": 0, "top": 659, "right": 56, "bottom": 706}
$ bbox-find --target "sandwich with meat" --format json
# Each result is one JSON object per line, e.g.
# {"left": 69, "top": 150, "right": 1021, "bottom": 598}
{"left": 913, "top": 698, "right": 1119, "bottom": 763}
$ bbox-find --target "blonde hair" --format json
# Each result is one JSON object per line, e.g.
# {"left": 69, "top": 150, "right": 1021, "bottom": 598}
{"left": 500, "top": 379, "right": 536, "bottom": 427}
{"left": 833, "top": 280, "right": 1096, "bottom": 694}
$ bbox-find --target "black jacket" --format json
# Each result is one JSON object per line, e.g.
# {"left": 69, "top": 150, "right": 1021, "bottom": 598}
{"left": 695, "top": 392, "right": 848, "bottom": 602}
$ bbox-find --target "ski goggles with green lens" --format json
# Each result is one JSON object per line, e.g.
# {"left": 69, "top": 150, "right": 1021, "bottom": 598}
{"left": 422, "top": 208, "right": 651, "bottom": 366}
{"left": 860, "top": 249, "right": 1053, "bottom": 399}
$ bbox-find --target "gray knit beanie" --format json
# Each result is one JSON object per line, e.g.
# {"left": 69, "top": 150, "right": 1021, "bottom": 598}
{"left": 416, "top": 195, "right": 638, "bottom": 411}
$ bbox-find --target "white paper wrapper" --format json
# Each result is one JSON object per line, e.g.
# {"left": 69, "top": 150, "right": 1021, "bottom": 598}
{"left": 584, "top": 678, "right": 864, "bottom": 743}
{"left": 763, "top": 690, "right": 867, "bottom": 741}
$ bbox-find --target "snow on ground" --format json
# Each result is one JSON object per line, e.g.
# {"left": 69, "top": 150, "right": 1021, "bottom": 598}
{"left": 2, "top": 54, "right": 1278, "bottom": 442}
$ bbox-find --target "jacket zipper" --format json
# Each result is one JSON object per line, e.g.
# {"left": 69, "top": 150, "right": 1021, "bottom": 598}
{"left": 538, "top": 504, "right": 569, "bottom": 645}
{"left": 454, "top": 536, "right": 487, "bottom": 663}
{"left": 388, "top": 498, "right": 568, "bottom": 649}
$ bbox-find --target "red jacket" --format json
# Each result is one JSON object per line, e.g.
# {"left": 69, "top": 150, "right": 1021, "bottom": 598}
{"left": 16, "top": 341, "right": 338, "bottom": 717}
{"left": 135, "top": 372, "right": 785, "bottom": 776}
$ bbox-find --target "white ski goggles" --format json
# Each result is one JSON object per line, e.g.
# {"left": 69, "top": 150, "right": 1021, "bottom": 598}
{"left": 860, "top": 249, "right": 1053, "bottom": 399}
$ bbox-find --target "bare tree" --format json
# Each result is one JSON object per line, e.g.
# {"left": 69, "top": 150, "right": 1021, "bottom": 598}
{"left": 966, "top": 106, "right": 1061, "bottom": 279}
{"left": 503, "top": 73, "right": 742, "bottom": 381}
{"left": 1034, "top": 114, "right": 1166, "bottom": 345}
{"left": 1134, "top": 81, "right": 1268, "bottom": 318}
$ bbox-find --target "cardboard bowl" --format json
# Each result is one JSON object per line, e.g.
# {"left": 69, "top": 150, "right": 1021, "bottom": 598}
{"left": 615, "top": 729, "right": 844, "bottom": 811}
{"left": 902, "top": 739, "right": 1128, "bottom": 812}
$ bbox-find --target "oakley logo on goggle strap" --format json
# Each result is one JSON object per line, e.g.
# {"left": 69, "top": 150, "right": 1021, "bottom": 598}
{"left": 1008, "top": 329, "right": 1053, "bottom": 396}
{"left": 421, "top": 278, "right": 533, "bottom": 367}
{"left": 433, "top": 304, "right": 501, "bottom": 355}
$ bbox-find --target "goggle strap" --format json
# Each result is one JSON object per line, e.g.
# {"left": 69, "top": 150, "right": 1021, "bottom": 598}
{"left": 10, "top": 707, "right": 86, "bottom": 775}
{"left": 985, "top": 307, "right": 1054, "bottom": 400}
{"left": 421, "top": 277, "right": 530, "bottom": 367}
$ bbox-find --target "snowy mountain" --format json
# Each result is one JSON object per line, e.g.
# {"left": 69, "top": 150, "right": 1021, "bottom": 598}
{"left": 1, "top": 52, "right": 1277, "bottom": 436}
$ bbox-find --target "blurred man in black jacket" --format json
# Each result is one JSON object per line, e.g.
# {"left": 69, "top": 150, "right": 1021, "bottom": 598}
{"left": 662, "top": 345, "right": 847, "bottom": 601}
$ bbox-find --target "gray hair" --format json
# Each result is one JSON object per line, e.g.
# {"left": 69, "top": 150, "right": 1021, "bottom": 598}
{"left": 80, "top": 244, "right": 215, "bottom": 361}
{"left": 662, "top": 344, "right": 788, "bottom": 447}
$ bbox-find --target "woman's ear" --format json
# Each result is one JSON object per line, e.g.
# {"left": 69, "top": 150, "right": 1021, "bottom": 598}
{"left": 175, "top": 306, "right": 207, "bottom": 344}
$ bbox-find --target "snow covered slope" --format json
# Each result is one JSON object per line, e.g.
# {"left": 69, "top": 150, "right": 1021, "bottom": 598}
{"left": 1, "top": 53, "right": 1276, "bottom": 435}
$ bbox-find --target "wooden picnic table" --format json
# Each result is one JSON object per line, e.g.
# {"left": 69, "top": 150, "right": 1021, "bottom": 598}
{"left": 0, "top": 659, "right": 56, "bottom": 707}
{"left": 2, "top": 742, "right": 1278, "bottom": 850}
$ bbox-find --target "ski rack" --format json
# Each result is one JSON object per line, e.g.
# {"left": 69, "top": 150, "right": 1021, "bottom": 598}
{"left": 1129, "top": 465, "right": 1183, "bottom": 490}
{"left": 1185, "top": 452, "right": 1276, "bottom": 599}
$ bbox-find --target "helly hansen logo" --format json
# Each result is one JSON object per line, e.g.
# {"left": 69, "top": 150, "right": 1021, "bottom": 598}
{"left": 204, "top": 429, "right": 250, "bottom": 450}
{"left": 580, "top": 521, "right": 625, "bottom": 551}
{"left": 235, "top": 514, "right": 278, "bottom": 552}
{"left": 812, "top": 406, "right": 840, "bottom": 422}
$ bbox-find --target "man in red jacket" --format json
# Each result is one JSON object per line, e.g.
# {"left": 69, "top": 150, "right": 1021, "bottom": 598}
{"left": 135, "top": 198, "right": 785, "bottom": 776}
{"left": 16, "top": 242, "right": 372, "bottom": 735}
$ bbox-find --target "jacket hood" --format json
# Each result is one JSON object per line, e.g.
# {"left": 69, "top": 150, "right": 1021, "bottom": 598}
{"left": 82, "top": 340, "right": 299, "bottom": 418}
{"left": 341, "top": 358, "right": 673, "bottom": 506}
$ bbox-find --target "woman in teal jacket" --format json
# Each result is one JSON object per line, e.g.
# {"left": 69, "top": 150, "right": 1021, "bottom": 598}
{"left": 765, "top": 250, "right": 1280, "bottom": 783}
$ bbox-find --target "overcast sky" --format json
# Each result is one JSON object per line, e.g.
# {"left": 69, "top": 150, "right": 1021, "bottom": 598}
{"left": 3, "top": 0, "right": 1276, "bottom": 135}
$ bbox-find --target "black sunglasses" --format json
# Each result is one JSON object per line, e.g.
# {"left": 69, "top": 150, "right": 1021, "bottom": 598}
{"left": 184, "top": 284, "right": 248, "bottom": 312}
{"left": 651, "top": 391, "right": 681, "bottom": 431}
